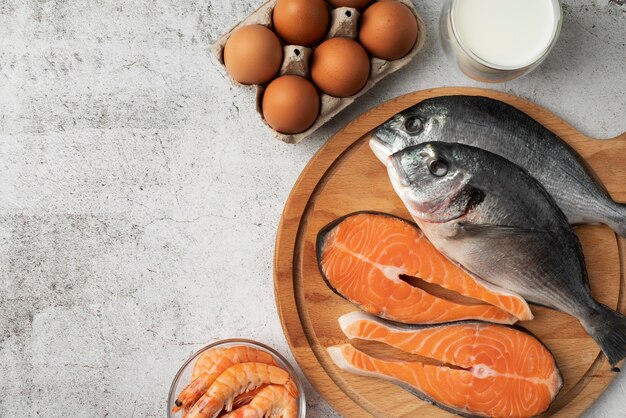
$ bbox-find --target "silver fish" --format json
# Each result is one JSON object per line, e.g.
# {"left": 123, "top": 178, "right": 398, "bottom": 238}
{"left": 371, "top": 95, "right": 626, "bottom": 236}
{"left": 386, "top": 141, "right": 626, "bottom": 369}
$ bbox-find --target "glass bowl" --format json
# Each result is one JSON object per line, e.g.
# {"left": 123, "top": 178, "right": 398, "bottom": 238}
{"left": 167, "top": 339, "right": 306, "bottom": 417}
{"left": 440, "top": 0, "right": 562, "bottom": 82}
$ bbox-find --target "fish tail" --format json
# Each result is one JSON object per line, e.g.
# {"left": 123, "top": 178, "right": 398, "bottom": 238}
{"left": 589, "top": 200, "right": 626, "bottom": 237}
{"left": 581, "top": 303, "right": 626, "bottom": 369}
{"left": 606, "top": 202, "right": 626, "bottom": 237}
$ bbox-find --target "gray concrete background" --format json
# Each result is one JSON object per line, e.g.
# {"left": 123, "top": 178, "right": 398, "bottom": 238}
{"left": 0, "top": 0, "right": 625, "bottom": 417}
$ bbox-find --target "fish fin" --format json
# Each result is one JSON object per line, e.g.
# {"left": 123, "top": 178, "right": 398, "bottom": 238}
{"left": 581, "top": 303, "right": 626, "bottom": 368}
{"left": 456, "top": 223, "right": 547, "bottom": 238}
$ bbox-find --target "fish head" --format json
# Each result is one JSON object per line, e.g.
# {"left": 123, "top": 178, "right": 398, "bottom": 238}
{"left": 370, "top": 99, "right": 448, "bottom": 163}
{"left": 387, "top": 142, "right": 473, "bottom": 223}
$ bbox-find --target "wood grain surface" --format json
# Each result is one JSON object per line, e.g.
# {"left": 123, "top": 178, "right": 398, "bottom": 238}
{"left": 274, "top": 87, "right": 626, "bottom": 418}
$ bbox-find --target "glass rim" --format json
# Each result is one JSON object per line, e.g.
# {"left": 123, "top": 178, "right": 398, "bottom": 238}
{"left": 167, "top": 338, "right": 306, "bottom": 417}
{"left": 449, "top": 0, "right": 563, "bottom": 71}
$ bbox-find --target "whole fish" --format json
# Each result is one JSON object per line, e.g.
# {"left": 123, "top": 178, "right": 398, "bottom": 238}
{"left": 370, "top": 95, "right": 626, "bottom": 236}
{"left": 385, "top": 141, "right": 626, "bottom": 369}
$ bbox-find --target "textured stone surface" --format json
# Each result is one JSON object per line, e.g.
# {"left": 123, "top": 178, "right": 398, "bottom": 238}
{"left": 0, "top": 0, "right": 625, "bottom": 417}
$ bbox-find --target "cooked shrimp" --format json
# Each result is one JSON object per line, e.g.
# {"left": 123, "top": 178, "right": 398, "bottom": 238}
{"left": 173, "top": 371, "right": 221, "bottom": 414}
{"left": 221, "top": 385, "right": 298, "bottom": 418}
{"left": 193, "top": 348, "right": 226, "bottom": 380}
{"left": 231, "top": 385, "right": 267, "bottom": 409}
{"left": 174, "top": 346, "right": 277, "bottom": 412}
{"left": 187, "top": 363, "right": 298, "bottom": 418}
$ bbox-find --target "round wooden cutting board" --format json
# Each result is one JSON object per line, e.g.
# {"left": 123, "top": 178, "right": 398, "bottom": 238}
{"left": 274, "top": 87, "right": 626, "bottom": 417}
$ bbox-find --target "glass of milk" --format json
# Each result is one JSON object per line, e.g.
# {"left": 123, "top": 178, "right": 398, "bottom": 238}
{"left": 440, "top": 0, "right": 562, "bottom": 82}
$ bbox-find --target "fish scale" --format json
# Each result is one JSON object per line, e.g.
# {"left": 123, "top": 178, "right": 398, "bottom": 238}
{"left": 371, "top": 95, "right": 626, "bottom": 236}
{"left": 382, "top": 140, "right": 626, "bottom": 368}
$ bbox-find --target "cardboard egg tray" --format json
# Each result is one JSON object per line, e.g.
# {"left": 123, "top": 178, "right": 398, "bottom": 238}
{"left": 211, "top": 0, "right": 426, "bottom": 144}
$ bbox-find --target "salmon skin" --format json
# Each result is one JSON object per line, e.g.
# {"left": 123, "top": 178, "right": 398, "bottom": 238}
{"left": 385, "top": 141, "right": 626, "bottom": 369}
{"left": 370, "top": 95, "right": 626, "bottom": 236}
{"left": 316, "top": 211, "right": 531, "bottom": 324}
{"left": 329, "top": 312, "right": 562, "bottom": 418}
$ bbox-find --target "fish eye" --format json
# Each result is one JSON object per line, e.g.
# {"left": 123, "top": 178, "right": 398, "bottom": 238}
{"left": 428, "top": 159, "right": 448, "bottom": 177}
{"left": 404, "top": 116, "right": 423, "bottom": 134}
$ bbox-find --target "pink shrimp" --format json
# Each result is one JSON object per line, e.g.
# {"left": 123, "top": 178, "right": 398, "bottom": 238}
{"left": 214, "top": 386, "right": 268, "bottom": 417}
{"left": 230, "top": 385, "right": 267, "bottom": 409}
{"left": 221, "top": 385, "right": 298, "bottom": 418}
{"left": 174, "top": 346, "right": 277, "bottom": 412}
{"left": 187, "top": 363, "right": 298, "bottom": 418}
{"left": 192, "top": 348, "right": 226, "bottom": 380}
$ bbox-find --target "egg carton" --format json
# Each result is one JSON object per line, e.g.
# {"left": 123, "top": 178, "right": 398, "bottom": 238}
{"left": 211, "top": 0, "right": 426, "bottom": 144}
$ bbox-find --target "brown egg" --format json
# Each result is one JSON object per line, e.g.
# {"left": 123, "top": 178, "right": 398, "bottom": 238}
{"left": 359, "top": 0, "right": 418, "bottom": 60}
{"left": 262, "top": 75, "right": 320, "bottom": 134}
{"left": 273, "top": 0, "right": 329, "bottom": 47}
{"left": 327, "top": 0, "right": 373, "bottom": 10}
{"left": 223, "top": 25, "right": 283, "bottom": 85}
{"left": 311, "top": 37, "right": 370, "bottom": 98}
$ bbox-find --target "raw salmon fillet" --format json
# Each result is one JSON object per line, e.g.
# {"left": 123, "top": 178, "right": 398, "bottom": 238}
{"left": 316, "top": 212, "right": 532, "bottom": 324}
{"left": 329, "top": 312, "right": 562, "bottom": 418}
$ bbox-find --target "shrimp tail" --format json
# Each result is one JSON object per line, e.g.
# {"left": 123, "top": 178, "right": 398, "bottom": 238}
{"left": 284, "top": 379, "right": 298, "bottom": 398}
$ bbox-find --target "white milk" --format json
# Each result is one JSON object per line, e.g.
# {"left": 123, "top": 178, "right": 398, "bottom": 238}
{"left": 452, "top": 0, "right": 559, "bottom": 69}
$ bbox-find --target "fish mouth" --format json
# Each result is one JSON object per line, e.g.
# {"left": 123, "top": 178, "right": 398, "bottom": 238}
{"left": 369, "top": 126, "right": 395, "bottom": 163}
{"left": 369, "top": 137, "right": 391, "bottom": 164}
{"left": 388, "top": 153, "right": 411, "bottom": 187}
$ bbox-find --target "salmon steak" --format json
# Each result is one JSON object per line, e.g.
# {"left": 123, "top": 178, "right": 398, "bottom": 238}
{"left": 329, "top": 312, "right": 563, "bottom": 418}
{"left": 316, "top": 212, "right": 532, "bottom": 324}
